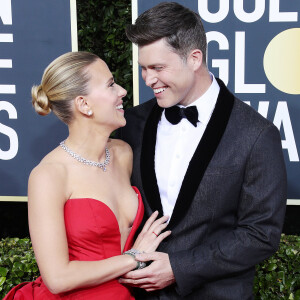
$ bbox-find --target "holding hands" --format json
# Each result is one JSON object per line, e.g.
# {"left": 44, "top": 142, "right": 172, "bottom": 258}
{"left": 122, "top": 211, "right": 175, "bottom": 291}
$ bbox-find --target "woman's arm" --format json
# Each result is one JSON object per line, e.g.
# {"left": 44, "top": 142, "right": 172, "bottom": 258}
{"left": 28, "top": 162, "right": 169, "bottom": 295}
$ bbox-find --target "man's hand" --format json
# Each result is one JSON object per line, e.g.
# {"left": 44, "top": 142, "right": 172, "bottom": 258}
{"left": 119, "top": 252, "right": 175, "bottom": 292}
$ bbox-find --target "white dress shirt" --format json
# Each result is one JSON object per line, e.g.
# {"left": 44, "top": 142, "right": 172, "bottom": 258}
{"left": 155, "top": 74, "right": 220, "bottom": 218}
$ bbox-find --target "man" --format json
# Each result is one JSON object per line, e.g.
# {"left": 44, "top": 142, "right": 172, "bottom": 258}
{"left": 117, "top": 2, "right": 287, "bottom": 299}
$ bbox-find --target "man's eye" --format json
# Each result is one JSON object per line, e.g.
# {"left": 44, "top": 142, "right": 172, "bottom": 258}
{"left": 154, "top": 67, "right": 163, "bottom": 71}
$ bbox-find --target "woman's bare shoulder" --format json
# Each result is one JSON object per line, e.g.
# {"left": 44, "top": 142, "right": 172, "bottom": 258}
{"left": 109, "top": 138, "right": 133, "bottom": 156}
{"left": 29, "top": 147, "right": 69, "bottom": 199}
{"left": 31, "top": 147, "right": 67, "bottom": 175}
{"left": 109, "top": 138, "right": 133, "bottom": 174}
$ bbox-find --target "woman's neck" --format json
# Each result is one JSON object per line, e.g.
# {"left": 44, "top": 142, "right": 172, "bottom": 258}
{"left": 66, "top": 124, "right": 111, "bottom": 163}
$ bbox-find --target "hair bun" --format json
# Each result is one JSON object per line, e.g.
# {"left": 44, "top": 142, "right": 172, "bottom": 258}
{"left": 31, "top": 85, "right": 52, "bottom": 115}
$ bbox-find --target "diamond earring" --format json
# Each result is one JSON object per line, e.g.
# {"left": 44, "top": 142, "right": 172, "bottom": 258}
{"left": 87, "top": 110, "right": 93, "bottom": 116}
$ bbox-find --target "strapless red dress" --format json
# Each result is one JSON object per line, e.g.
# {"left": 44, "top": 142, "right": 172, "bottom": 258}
{"left": 4, "top": 186, "right": 144, "bottom": 300}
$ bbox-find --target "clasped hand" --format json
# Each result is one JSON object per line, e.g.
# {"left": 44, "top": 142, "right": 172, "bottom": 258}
{"left": 119, "top": 251, "right": 175, "bottom": 291}
{"left": 120, "top": 211, "right": 175, "bottom": 291}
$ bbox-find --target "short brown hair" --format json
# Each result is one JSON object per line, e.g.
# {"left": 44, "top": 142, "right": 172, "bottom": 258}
{"left": 126, "top": 2, "right": 207, "bottom": 62}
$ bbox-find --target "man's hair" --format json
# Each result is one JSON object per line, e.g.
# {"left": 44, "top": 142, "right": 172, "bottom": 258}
{"left": 126, "top": 2, "right": 207, "bottom": 63}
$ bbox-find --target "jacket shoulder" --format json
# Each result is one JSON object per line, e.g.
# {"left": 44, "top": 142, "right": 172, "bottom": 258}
{"left": 115, "top": 98, "right": 157, "bottom": 142}
{"left": 232, "top": 97, "right": 277, "bottom": 132}
{"left": 125, "top": 98, "right": 157, "bottom": 120}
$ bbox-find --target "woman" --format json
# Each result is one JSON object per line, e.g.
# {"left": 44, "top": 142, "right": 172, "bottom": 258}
{"left": 4, "top": 51, "right": 171, "bottom": 299}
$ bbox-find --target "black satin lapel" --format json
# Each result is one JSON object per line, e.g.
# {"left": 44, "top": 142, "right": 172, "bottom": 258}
{"left": 168, "top": 79, "right": 235, "bottom": 229}
{"left": 140, "top": 103, "right": 164, "bottom": 216}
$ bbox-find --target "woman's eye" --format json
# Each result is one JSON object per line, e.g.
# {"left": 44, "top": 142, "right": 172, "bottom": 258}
{"left": 109, "top": 82, "right": 115, "bottom": 87}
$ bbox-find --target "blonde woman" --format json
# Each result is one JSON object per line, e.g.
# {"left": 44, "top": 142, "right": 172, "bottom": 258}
{"left": 4, "top": 52, "right": 170, "bottom": 300}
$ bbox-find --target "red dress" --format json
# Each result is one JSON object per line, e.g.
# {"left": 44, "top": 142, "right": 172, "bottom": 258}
{"left": 4, "top": 187, "right": 144, "bottom": 300}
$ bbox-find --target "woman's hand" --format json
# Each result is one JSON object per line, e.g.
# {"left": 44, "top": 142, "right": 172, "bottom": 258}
{"left": 132, "top": 211, "right": 171, "bottom": 253}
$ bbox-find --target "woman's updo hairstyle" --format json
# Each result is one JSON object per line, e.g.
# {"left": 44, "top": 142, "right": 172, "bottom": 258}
{"left": 31, "top": 51, "right": 99, "bottom": 124}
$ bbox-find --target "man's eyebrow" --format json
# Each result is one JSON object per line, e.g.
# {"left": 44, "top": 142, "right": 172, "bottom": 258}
{"left": 138, "top": 62, "right": 163, "bottom": 68}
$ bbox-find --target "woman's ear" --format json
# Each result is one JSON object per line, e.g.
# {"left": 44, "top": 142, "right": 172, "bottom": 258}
{"left": 75, "top": 96, "right": 92, "bottom": 116}
{"left": 188, "top": 49, "right": 203, "bottom": 71}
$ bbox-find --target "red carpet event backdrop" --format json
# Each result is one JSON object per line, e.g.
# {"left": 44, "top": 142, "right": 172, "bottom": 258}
{"left": 0, "top": 0, "right": 299, "bottom": 203}
{"left": 0, "top": 0, "right": 77, "bottom": 201}
{"left": 133, "top": 0, "right": 300, "bottom": 203}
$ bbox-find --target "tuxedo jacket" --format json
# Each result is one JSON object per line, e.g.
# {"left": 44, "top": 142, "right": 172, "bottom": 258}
{"left": 117, "top": 79, "right": 287, "bottom": 299}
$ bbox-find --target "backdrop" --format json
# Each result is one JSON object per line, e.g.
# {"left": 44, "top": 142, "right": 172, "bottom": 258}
{"left": 0, "top": 0, "right": 77, "bottom": 201}
{"left": 132, "top": 0, "right": 300, "bottom": 204}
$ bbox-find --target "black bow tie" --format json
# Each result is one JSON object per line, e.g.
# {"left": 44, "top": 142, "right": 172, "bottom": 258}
{"left": 164, "top": 105, "right": 199, "bottom": 127}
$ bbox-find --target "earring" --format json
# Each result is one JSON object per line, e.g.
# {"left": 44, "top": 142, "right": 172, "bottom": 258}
{"left": 87, "top": 110, "right": 93, "bottom": 116}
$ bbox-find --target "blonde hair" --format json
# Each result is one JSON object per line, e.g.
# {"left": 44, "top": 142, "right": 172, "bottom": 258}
{"left": 31, "top": 51, "right": 99, "bottom": 124}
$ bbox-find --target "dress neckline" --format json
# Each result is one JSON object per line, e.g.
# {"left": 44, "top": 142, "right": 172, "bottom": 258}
{"left": 65, "top": 186, "right": 142, "bottom": 252}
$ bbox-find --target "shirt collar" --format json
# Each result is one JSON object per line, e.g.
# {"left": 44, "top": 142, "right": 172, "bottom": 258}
{"left": 178, "top": 73, "right": 220, "bottom": 125}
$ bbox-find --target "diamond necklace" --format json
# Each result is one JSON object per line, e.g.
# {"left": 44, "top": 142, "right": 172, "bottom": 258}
{"left": 60, "top": 140, "right": 110, "bottom": 172}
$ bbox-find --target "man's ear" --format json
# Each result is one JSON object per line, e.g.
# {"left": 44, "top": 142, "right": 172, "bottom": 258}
{"left": 75, "top": 96, "right": 91, "bottom": 116}
{"left": 188, "top": 49, "right": 203, "bottom": 71}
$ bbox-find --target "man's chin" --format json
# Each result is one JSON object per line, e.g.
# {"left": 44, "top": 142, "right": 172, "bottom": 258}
{"left": 156, "top": 98, "right": 176, "bottom": 109}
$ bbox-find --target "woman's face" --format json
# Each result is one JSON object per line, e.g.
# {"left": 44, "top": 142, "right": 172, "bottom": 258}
{"left": 85, "top": 59, "right": 127, "bottom": 130}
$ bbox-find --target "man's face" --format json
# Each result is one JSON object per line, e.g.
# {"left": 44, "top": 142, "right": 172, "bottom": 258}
{"left": 138, "top": 39, "right": 198, "bottom": 108}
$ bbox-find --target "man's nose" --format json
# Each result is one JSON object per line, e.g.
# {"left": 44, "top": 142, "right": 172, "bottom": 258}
{"left": 144, "top": 70, "right": 158, "bottom": 87}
